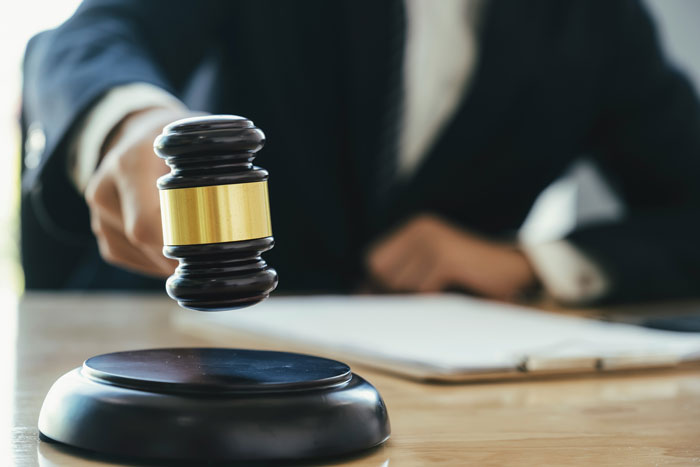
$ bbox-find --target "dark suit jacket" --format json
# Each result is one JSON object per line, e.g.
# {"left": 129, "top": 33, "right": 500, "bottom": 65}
{"left": 20, "top": 0, "right": 700, "bottom": 302}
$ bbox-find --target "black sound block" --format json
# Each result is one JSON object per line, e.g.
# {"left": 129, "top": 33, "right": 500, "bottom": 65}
{"left": 38, "top": 348, "right": 390, "bottom": 462}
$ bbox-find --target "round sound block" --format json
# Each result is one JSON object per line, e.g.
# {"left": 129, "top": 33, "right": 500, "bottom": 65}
{"left": 38, "top": 348, "right": 390, "bottom": 462}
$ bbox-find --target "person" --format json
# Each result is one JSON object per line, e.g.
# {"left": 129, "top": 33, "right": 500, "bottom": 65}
{"left": 20, "top": 0, "right": 700, "bottom": 304}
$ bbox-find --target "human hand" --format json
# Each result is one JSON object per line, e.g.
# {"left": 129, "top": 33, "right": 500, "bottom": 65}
{"left": 366, "top": 214, "right": 536, "bottom": 300}
{"left": 85, "top": 107, "right": 197, "bottom": 277}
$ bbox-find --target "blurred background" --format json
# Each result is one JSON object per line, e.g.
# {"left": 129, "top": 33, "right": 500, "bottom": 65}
{"left": 1, "top": 0, "right": 82, "bottom": 294}
{"left": 0, "top": 0, "right": 699, "bottom": 296}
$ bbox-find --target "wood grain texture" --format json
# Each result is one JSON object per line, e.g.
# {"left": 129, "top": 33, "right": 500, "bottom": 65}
{"left": 8, "top": 293, "right": 700, "bottom": 466}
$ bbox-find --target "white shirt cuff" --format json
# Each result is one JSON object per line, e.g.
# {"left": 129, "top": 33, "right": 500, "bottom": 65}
{"left": 68, "top": 83, "right": 187, "bottom": 193}
{"left": 521, "top": 240, "right": 609, "bottom": 304}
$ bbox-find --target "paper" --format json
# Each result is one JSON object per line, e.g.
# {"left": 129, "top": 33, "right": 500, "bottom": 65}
{"left": 173, "top": 294, "right": 700, "bottom": 380}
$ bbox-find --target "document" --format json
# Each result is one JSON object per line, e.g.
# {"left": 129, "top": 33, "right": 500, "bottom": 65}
{"left": 173, "top": 294, "right": 700, "bottom": 381}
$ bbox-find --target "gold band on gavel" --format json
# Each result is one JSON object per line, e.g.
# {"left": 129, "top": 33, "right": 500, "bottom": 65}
{"left": 159, "top": 181, "right": 272, "bottom": 246}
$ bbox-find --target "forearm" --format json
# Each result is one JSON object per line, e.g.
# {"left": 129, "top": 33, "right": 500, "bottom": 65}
{"left": 21, "top": 0, "right": 221, "bottom": 239}
{"left": 68, "top": 83, "right": 187, "bottom": 193}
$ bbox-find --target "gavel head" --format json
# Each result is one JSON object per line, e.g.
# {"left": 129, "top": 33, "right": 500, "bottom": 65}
{"left": 154, "top": 115, "right": 278, "bottom": 311}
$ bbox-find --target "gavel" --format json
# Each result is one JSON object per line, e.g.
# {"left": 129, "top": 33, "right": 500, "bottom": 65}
{"left": 154, "top": 115, "right": 278, "bottom": 311}
{"left": 37, "top": 115, "right": 390, "bottom": 463}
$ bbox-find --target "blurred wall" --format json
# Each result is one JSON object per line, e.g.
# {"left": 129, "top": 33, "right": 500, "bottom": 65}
{"left": 644, "top": 0, "right": 700, "bottom": 93}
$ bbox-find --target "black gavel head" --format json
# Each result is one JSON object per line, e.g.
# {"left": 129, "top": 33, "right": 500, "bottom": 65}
{"left": 154, "top": 115, "right": 278, "bottom": 311}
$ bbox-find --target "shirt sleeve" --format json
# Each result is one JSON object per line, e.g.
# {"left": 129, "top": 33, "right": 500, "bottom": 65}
{"left": 522, "top": 240, "right": 609, "bottom": 305}
{"left": 68, "top": 82, "right": 187, "bottom": 193}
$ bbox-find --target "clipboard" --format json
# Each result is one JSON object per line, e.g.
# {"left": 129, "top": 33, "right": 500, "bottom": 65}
{"left": 172, "top": 294, "right": 700, "bottom": 382}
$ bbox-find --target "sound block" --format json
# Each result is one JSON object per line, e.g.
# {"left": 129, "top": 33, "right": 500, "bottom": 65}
{"left": 38, "top": 348, "right": 390, "bottom": 462}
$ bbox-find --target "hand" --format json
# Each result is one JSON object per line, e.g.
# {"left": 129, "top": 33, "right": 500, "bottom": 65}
{"left": 85, "top": 107, "right": 196, "bottom": 277}
{"left": 366, "top": 214, "right": 537, "bottom": 300}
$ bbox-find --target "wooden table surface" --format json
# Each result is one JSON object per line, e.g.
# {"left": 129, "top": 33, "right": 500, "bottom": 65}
{"left": 7, "top": 292, "right": 700, "bottom": 466}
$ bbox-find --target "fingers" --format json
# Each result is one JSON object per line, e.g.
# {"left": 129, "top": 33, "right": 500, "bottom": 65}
{"left": 92, "top": 214, "right": 173, "bottom": 277}
{"left": 384, "top": 252, "right": 425, "bottom": 290}
{"left": 84, "top": 107, "right": 199, "bottom": 279}
{"left": 366, "top": 214, "right": 537, "bottom": 298}
{"left": 115, "top": 169, "right": 166, "bottom": 252}
{"left": 92, "top": 202, "right": 176, "bottom": 278}
{"left": 112, "top": 121, "right": 172, "bottom": 253}
{"left": 414, "top": 261, "right": 446, "bottom": 293}
{"left": 85, "top": 140, "right": 176, "bottom": 277}
{"left": 379, "top": 245, "right": 445, "bottom": 292}
{"left": 367, "top": 218, "right": 451, "bottom": 293}
{"left": 450, "top": 244, "right": 536, "bottom": 301}
{"left": 85, "top": 160, "right": 123, "bottom": 230}
{"left": 374, "top": 252, "right": 448, "bottom": 293}
{"left": 368, "top": 219, "right": 423, "bottom": 279}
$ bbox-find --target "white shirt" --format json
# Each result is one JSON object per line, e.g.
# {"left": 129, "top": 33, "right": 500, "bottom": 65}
{"left": 69, "top": 0, "right": 608, "bottom": 303}
{"left": 399, "top": 0, "right": 480, "bottom": 177}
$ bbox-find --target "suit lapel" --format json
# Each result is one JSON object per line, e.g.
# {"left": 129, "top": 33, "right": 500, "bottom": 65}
{"left": 340, "top": 0, "right": 407, "bottom": 238}
{"left": 392, "top": 0, "right": 545, "bottom": 227}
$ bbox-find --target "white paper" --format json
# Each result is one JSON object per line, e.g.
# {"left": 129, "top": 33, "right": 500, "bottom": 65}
{"left": 173, "top": 294, "right": 700, "bottom": 380}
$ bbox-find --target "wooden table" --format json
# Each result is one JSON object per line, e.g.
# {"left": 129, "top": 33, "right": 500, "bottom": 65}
{"left": 7, "top": 293, "right": 700, "bottom": 466}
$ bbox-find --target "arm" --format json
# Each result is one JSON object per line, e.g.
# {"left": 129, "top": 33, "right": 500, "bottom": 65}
{"left": 366, "top": 1, "right": 700, "bottom": 305}
{"left": 21, "top": 0, "right": 226, "bottom": 237}
{"left": 69, "top": 83, "right": 187, "bottom": 193}
{"left": 570, "top": 0, "right": 700, "bottom": 302}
